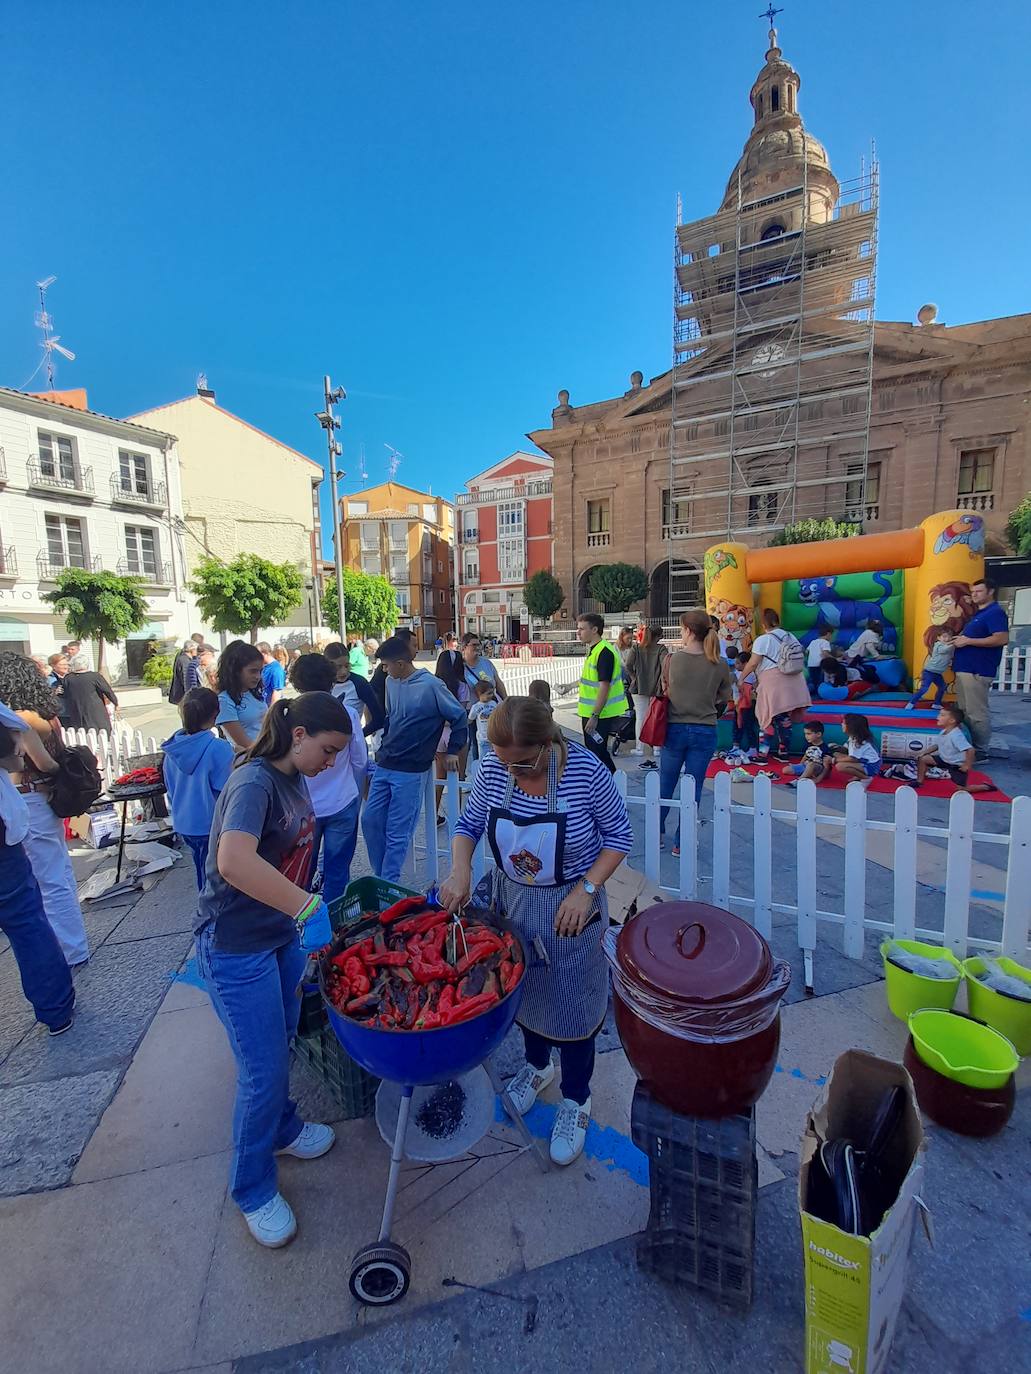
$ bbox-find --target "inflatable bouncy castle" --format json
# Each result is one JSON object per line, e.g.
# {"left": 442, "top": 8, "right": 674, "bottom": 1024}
{"left": 704, "top": 510, "right": 987, "bottom": 754}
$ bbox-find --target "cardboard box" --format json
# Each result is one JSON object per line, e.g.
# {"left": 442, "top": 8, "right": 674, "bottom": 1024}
{"left": 880, "top": 730, "right": 936, "bottom": 762}
{"left": 84, "top": 804, "right": 120, "bottom": 850}
{"left": 799, "top": 1051, "right": 925, "bottom": 1374}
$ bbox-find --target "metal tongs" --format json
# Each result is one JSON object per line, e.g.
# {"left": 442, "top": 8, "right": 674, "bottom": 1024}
{"left": 426, "top": 884, "right": 469, "bottom": 967}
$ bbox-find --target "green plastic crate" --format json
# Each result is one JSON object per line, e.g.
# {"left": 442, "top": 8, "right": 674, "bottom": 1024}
{"left": 291, "top": 1024, "right": 379, "bottom": 1120}
{"left": 328, "top": 876, "right": 421, "bottom": 932}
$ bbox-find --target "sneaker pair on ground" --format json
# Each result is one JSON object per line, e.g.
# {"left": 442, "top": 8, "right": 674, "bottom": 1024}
{"left": 505, "top": 1061, "right": 590, "bottom": 1166}
{"left": 242, "top": 1122, "right": 336, "bottom": 1247}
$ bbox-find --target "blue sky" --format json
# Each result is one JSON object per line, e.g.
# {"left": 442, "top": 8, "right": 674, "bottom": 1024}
{"left": 4, "top": 0, "right": 1028, "bottom": 556}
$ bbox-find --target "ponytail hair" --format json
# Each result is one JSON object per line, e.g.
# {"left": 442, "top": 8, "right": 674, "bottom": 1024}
{"left": 844, "top": 713, "right": 873, "bottom": 746}
{"left": 680, "top": 609, "right": 720, "bottom": 664}
{"left": 241, "top": 691, "right": 352, "bottom": 767}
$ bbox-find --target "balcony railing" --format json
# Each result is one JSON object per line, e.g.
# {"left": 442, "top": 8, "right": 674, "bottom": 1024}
{"left": 460, "top": 527, "right": 479, "bottom": 543}
{"left": 116, "top": 559, "right": 173, "bottom": 586}
{"left": 662, "top": 522, "right": 692, "bottom": 540}
{"left": 956, "top": 492, "right": 995, "bottom": 512}
{"left": 586, "top": 531, "right": 611, "bottom": 549}
{"left": 457, "top": 480, "right": 552, "bottom": 506}
{"left": 463, "top": 572, "right": 480, "bottom": 586}
{"left": 110, "top": 475, "right": 167, "bottom": 509}
{"left": 844, "top": 503, "right": 880, "bottom": 524}
{"left": 0, "top": 546, "right": 16, "bottom": 577}
{"left": 37, "top": 554, "right": 102, "bottom": 581}
{"left": 27, "top": 459, "right": 95, "bottom": 497}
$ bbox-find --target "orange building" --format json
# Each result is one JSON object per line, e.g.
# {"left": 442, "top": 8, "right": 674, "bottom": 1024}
{"left": 340, "top": 481, "right": 454, "bottom": 649}
{"left": 456, "top": 452, "right": 554, "bottom": 641}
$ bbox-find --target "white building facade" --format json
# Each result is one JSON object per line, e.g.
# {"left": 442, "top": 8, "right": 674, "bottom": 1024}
{"left": 0, "top": 387, "right": 191, "bottom": 680}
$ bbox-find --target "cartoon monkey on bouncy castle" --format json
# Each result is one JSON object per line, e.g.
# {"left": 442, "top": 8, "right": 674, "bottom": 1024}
{"left": 924, "top": 582, "right": 975, "bottom": 652}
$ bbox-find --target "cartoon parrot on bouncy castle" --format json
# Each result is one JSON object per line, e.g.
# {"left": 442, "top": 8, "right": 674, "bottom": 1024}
{"left": 933, "top": 514, "right": 985, "bottom": 558}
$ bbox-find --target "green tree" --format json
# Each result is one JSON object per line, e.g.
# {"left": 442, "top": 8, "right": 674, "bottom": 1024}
{"left": 321, "top": 568, "right": 398, "bottom": 638}
{"left": 523, "top": 570, "right": 564, "bottom": 624}
{"left": 588, "top": 563, "right": 649, "bottom": 614}
{"left": 1005, "top": 493, "right": 1031, "bottom": 557}
{"left": 767, "top": 516, "right": 861, "bottom": 547}
{"left": 188, "top": 554, "right": 304, "bottom": 642}
{"left": 42, "top": 568, "right": 149, "bottom": 676}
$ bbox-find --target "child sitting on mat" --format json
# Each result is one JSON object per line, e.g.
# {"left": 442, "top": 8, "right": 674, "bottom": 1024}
{"left": 915, "top": 704, "right": 991, "bottom": 794}
{"left": 830, "top": 714, "right": 881, "bottom": 784}
{"left": 782, "top": 720, "right": 834, "bottom": 785}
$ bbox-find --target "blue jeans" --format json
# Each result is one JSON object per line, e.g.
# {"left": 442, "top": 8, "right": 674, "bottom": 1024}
{"left": 0, "top": 836, "right": 75, "bottom": 1029}
{"left": 182, "top": 834, "right": 209, "bottom": 888}
{"left": 759, "top": 712, "right": 793, "bottom": 755}
{"left": 732, "top": 708, "right": 759, "bottom": 751}
{"left": 659, "top": 723, "right": 717, "bottom": 845}
{"left": 314, "top": 796, "right": 360, "bottom": 907}
{"left": 195, "top": 927, "right": 306, "bottom": 1213}
{"left": 910, "top": 670, "right": 945, "bottom": 706}
{"left": 362, "top": 766, "right": 425, "bottom": 882}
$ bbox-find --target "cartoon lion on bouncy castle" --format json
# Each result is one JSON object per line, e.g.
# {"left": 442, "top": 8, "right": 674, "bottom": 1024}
{"left": 924, "top": 582, "right": 975, "bottom": 652}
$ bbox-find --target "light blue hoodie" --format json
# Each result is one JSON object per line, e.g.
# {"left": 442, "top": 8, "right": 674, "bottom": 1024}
{"left": 161, "top": 729, "right": 234, "bottom": 838}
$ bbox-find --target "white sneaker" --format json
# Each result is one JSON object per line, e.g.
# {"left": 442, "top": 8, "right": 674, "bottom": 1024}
{"left": 277, "top": 1122, "right": 336, "bottom": 1160}
{"left": 551, "top": 1096, "right": 591, "bottom": 1166}
{"left": 243, "top": 1193, "right": 297, "bottom": 1248}
{"left": 504, "top": 1061, "right": 555, "bottom": 1117}
{"left": 904, "top": 702, "right": 914, "bottom": 711}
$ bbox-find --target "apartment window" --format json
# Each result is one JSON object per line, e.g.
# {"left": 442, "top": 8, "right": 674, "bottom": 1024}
{"left": 407, "top": 504, "right": 419, "bottom": 516}
{"left": 587, "top": 499, "right": 610, "bottom": 534}
{"left": 45, "top": 513, "right": 87, "bottom": 568}
{"left": 662, "top": 489, "right": 691, "bottom": 530}
{"left": 498, "top": 500, "right": 524, "bottom": 535}
{"left": 389, "top": 521, "right": 407, "bottom": 548}
{"left": 438, "top": 590, "right": 446, "bottom": 605}
{"left": 348, "top": 500, "right": 369, "bottom": 516}
{"left": 359, "top": 524, "right": 380, "bottom": 551}
{"left": 436, "top": 559, "right": 443, "bottom": 574}
{"left": 747, "top": 484, "right": 778, "bottom": 527}
{"left": 499, "top": 543, "right": 525, "bottom": 584}
{"left": 361, "top": 553, "right": 381, "bottom": 576}
{"left": 957, "top": 448, "right": 995, "bottom": 496}
{"left": 422, "top": 503, "right": 436, "bottom": 522}
{"left": 39, "top": 432, "right": 76, "bottom": 482}
{"left": 396, "top": 589, "right": 410, "bottom": 615}
{"left": 865, "top": 462, "right": 881, "bottom": 505}
{"left": 119, "top": 450, "right": 150, "bottom": 496}
{"left": 389, "top": 555, "right": 407, "bottom": 584}
{"left": 125, "top": 525, "right": 159, "bottom": 577}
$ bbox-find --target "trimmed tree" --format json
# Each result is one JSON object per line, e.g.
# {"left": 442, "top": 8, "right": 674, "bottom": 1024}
{"left": 322, "top": 569, "right": 399, "bottom": 638}
{"left": 767, "top": 517, "right": 861, "bottom": 547}
{"left": 1005, "top": 492, "right": 1031, "bottom": 557}
{"left": 588, "top": 563, "right": 649, "bottom": 614}
{"left": 523, "top": 570, "right": 564, "bottom": 634}
{"left": 42, "top": 568, "right": 149, "bottom": 676}
{"left": 188, "top": 554, "right": 304, "bottom": 643}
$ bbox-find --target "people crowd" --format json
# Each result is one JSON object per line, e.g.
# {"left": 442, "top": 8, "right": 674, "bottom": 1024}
{"left": 1, "top": 591, "right": 1009, "bottom": 1250}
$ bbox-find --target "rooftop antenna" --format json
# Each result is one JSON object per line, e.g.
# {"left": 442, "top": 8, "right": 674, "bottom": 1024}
{"left": 676, "top": 191, "right": 682, "bottom": 227}
{"left": 384, "top": 444, "right": 403, "bottom": 481}
{"left": 359, "top": 442, "right": 368, "bottom": 486}
{"left": 34, "top": 276, "right": 76, "bottom": 390}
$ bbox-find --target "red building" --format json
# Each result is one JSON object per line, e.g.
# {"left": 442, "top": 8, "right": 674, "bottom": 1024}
{"left": 455, "top": 451, "right": 554, "bottom": 641}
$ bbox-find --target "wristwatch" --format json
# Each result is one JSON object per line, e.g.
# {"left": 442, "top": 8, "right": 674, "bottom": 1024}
{"left": 582, "top": 879, "right": 598, "bottom": 896}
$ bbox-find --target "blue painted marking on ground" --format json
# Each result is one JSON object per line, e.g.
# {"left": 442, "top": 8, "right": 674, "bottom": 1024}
{"left": 492, "top": 1099, "right": 649, "bottom": 1187}
{"left": 1019, "top": 1306, "right": 1031, "bottom": 1323}
{"left": 171, "top": 956, "right": 205, "bottom": 989}
{"left": 774, "top": 1063, "right": 827, "bottom": 1086}
{"left": 970, "top": 889, "right": 1005, "bottom": 901}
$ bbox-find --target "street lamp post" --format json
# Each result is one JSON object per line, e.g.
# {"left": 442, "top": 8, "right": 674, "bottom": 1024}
{"left": 316, "top": 375, "right": 347, "bottom": 643}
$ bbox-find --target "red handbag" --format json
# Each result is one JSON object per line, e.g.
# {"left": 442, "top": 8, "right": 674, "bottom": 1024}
{"left": 640, "top": 694, "right": 669, "bottom": 748}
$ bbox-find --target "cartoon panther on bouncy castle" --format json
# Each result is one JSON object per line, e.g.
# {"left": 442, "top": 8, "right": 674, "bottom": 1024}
{"left": 797, "top": 572, "right": 898, "bottom": 650}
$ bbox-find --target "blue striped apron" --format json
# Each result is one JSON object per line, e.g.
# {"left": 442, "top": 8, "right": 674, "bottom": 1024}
{"left": 479, "top": 750, "right": 609, "bottom": 1042}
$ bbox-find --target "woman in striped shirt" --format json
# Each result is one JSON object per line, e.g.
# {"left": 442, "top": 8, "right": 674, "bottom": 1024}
{"left": 440, "top": 697, "right": 632, "bottom": 1167}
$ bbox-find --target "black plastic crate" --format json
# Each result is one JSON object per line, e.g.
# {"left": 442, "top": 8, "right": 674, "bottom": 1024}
{"left": 631, "top": 1085, "right": 757, "bottom": 1194}
{"left": 637, "top": 1230, "right": 753, "bottom": 1308}
{"left": 291, "top": 1024, "right": 379, "bottom": 1120}
{"left": 647, "top": 1175, "right": 756, "bottom": 1241}
{"left": 296, "top": 985, "right": 328, "bottom": 1038}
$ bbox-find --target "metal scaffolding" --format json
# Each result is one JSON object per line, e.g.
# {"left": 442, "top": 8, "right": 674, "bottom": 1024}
{"left": 668, "top": 143, "right": 878, "bottom": 610}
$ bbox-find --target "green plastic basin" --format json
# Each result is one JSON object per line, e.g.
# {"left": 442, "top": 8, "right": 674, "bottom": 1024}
{"left": 908, "top": 1009, "right": 1019, "bottom": 1090}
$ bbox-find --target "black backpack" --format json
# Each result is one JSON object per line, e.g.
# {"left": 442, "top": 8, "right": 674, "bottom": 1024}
{"left": 48, "top": 745, "right": 103, "bottom": 818}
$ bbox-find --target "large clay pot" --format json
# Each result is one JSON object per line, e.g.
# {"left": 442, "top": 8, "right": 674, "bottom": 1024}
{"left": 611, "top": 902, "right": 790, "bottom": 1119}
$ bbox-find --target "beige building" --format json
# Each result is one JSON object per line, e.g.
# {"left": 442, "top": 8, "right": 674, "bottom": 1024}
{"left": 340, "top": 481, "right": 454, "bottom": 649}
{"left": 529, "top": 32, "right": 1031, "bottom": 618}
{"left": 131, "top": 382, "right": 324, "bottom": 634}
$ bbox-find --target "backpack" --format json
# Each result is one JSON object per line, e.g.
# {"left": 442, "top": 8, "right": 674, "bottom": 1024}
{"left": 769, "top": 629, "right": 806, "bottom": 676}
{"left": 47, "top": 745, "right": 103, "bottom": 818}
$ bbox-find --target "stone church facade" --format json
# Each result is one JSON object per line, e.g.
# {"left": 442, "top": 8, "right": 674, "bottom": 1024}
{"left": 529, "top": 36, "right": 1031, "bottom": 619}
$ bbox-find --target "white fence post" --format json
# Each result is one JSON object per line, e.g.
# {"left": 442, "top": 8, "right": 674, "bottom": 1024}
{"left": 892, "top": 785, "right": 918, "bottom": 943}
{"left": 1002, "top": 795, "right": 1031, "bottom": 959}
{"left": 421, "top": 768, "right": 440, "bottom": 886}
{"left": 843, "top": 782, "right": 867, "bottom": 960}
{"left": 796, "top": 779, "right": 818, "bottom": 992}
{"left": 642, "top": 768, "right": 661, "bottom": 885}
{"left": 711, "top": 771, "right": 732, "bottom": 909}
{"left": 752, "top": 771, "right": 773, "bottom": 938}
{"left": 943, "top": 790, "right": 974, "bottom": 956}
{"left": 678, "top": 787, "right": 697, "bottom": 900}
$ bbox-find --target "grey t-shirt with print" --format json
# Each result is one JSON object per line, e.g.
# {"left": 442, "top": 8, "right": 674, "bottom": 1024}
{"left": 195, "top": 758, "right": 316, "bottom": 953}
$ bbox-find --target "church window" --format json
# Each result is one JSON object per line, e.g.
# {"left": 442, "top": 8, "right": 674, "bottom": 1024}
{"left": 756, "top": 93, "right": 763, "bottom": 118}
{"left": 771, "top": 86, "right": 780, "bottom": 112}
{"left": 761, "top": 223, "right": 785, "bottom": 240}
{"left": 787, "top": 85, "right": 795, "bottom": 113}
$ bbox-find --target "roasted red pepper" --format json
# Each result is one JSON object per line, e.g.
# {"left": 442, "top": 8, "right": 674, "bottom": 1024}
{"left": 362, "top": 951, "right": 409, "bottom": 967}
{"left": 394, "top": 910, "right": 449, "bottom": 937}
{"left": 454, "top": 945, "right": 493, "bottom": 977}
{"left": 440, "top": 990, "right": 499, "bottom": 1025}
{"left": 377, "top": 896, "right": 431, "bottom": 926}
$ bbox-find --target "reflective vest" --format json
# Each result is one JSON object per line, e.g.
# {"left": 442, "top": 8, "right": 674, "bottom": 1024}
{"left": 578, "top": 640, "right": 628, "bottom": 718}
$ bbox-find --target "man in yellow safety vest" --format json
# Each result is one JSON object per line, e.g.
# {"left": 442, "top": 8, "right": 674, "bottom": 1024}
{"left": 576, "top": 613, "right": 628, "bottom": 774}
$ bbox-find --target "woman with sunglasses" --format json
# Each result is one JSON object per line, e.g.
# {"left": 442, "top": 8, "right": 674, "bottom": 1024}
{"left": 439, "top": 697, "right": 632, "bottom": 1167}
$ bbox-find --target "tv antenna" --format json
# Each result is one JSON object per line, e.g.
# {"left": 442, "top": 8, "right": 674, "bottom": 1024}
{"left": 34, "top": 276, "right": 76, "bottom": 390}
{"left": 359, "top": 443, "right": 368, "bottom": 486}
{"left": 384, "top": 444, "right": 403, "bottom": 481}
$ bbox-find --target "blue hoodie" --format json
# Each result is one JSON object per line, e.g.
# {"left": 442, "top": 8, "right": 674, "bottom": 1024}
{"left": 377, "top": 668, "right": 468, "bottom": 773}
{"left": 161, "top": 729, "right": 235, "bottom": 837}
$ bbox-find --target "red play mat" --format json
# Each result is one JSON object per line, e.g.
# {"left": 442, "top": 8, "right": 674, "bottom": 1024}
{"left": 706, "top": 758, "right": 1011, "bottom": 803}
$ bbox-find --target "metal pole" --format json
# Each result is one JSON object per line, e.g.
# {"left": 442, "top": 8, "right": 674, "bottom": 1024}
{"left": 318, "top": 375, "right": 347, "bottom": 643}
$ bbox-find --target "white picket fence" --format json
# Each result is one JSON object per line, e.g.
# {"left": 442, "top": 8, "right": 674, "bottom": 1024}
{"left": 993, "top": 644, "right": 1031, "bottom": 693}
{"left": 488, "top": 657, "right": 581, "bottom": 697}
{"left": 65, "top": 725, "right": 161, "bottom": 788}
{"left": 419, "top": 766, "right": 1031, "bottom": 992}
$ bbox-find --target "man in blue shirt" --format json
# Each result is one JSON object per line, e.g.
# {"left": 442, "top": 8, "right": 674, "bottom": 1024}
{"left": 257, "top": 642, "right": 287, "bottom": 706}
{"left": 951, "top": 578, "right": 1009, "bottom": 755}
